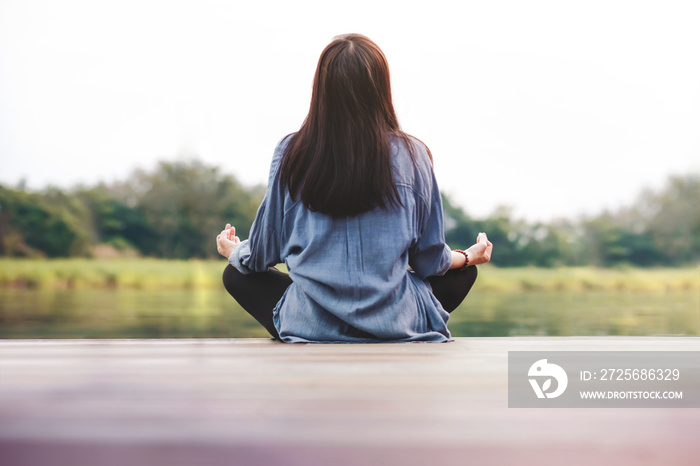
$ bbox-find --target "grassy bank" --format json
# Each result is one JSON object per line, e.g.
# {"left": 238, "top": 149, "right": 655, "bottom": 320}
{"left": 0, "top": 259, "right": 698, "bottom": 292}
{"left": 0, "top": 258, "right": 226, "bottom": 289}
{"left": 475, "top": 264, "right": 699, "bottom": 292}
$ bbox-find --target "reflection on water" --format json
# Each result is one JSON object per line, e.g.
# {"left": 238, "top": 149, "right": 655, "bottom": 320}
{"left": 450, "top": 291, "right": 699, "bottom": 337}
{"left": 0, "top": 288, "right": 698, "bottom": 339}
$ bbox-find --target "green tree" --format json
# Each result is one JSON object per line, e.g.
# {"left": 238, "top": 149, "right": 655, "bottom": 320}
{"left": 0, "top": 186, "right": 90, "bottom": 257}
{"left": 109, "top": 160, "right": 262, "bottom": 258}
{"left": 580, "top": 213, "right": 664, "bottom": 267}
{"left": 636, "top": 174, "right": 700, "bottom": 265}
{"left": 76, "top": 185, "right": 156, "bottom": 254}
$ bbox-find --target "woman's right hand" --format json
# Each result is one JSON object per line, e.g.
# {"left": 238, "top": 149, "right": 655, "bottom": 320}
{"left": 216, "top": 223, "right": 241, "bottom": 258}
{"left": 465, "top": 232, "right": 493, "bottom": 266}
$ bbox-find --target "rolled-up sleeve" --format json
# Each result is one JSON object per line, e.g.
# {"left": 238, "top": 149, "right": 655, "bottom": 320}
{"left": 228, "top": 139, "right": 288, "bottom": 274}
{"left": 408, "top": 166, "right": 452, "bottom": 279}
{"left": 229, "top": 196, "right": 282, "bottom": 274}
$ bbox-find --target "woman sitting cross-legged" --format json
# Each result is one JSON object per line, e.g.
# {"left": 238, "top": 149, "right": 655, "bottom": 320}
{"left": 216, "top": 33, "right": 492, "bottom": 343}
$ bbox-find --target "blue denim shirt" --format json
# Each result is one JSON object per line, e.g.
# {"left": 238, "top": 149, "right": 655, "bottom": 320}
{"left": 230, "top": 135, "right": 453, "bottom": 343}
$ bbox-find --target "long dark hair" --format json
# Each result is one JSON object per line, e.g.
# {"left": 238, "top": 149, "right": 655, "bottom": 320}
{"left": 279, "top": 34, "right": 426, "bottom": 217}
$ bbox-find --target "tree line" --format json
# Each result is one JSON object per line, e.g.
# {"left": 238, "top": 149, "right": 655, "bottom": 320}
{"left": 1, "top": 160, "right": 698, "bottom": 266}
{"left": 0, "top": 161, "right": 263, "bottom": 260}
{"left": 442, "top": 174, "right": 700, "bottom": 267}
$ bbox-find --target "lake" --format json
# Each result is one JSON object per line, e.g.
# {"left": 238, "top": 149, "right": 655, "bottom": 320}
{"left": 1, "top": 288, "right": 698, "bottom": 339}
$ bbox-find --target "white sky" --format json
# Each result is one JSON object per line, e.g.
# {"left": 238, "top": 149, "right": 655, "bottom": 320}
{"left": 1, "top": 0, "right": 698, "bottom": 221}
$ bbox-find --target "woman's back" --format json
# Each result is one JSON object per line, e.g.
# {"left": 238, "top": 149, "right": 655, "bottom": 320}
{"left": 230, "top": 135, "right": 453, "bottom": 343}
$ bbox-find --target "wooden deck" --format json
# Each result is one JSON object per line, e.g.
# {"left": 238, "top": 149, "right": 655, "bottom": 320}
{"left": 1, "top": 337, "right": 699, "bottom": 465}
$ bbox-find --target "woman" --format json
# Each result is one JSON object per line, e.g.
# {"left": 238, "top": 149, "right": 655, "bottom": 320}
{"left": 216, "top": 34, "right": 492, "bottom": 343}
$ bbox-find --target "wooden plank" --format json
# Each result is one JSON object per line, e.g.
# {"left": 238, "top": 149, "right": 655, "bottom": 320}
{"left": 1, "top": 337, "right": 699, "bottom": 465}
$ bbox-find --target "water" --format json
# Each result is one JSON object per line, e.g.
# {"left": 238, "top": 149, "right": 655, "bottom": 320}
{"left": 0, "top": 288, "right": 698, "bottom": 339}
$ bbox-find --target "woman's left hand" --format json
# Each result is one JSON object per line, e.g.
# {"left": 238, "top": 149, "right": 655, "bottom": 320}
{"left": 216, "top": 223, "right": 241, "bottom": 258}
{"left": 465, "top": 232, "right": 493, "bottom": 265}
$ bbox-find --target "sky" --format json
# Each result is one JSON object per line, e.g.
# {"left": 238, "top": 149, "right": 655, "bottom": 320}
{"left": 1, "top": 0, "right": 698, "bottom": 222}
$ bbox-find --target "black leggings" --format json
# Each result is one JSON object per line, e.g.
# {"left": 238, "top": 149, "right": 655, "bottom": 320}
{"left": 222, "top": 265, "right": 478, "bottom": 340}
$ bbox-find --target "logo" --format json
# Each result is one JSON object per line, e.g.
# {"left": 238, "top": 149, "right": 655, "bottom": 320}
{"left": 528, "top": 359, "right": 568, "bottom": 399}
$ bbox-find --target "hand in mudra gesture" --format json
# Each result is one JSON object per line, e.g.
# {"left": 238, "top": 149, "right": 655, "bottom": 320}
{"left": 466, "top": 232, "right": 493, "bottom": 265}
{"left": 216, "top": 223, "right": 241, "bottom": 258}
